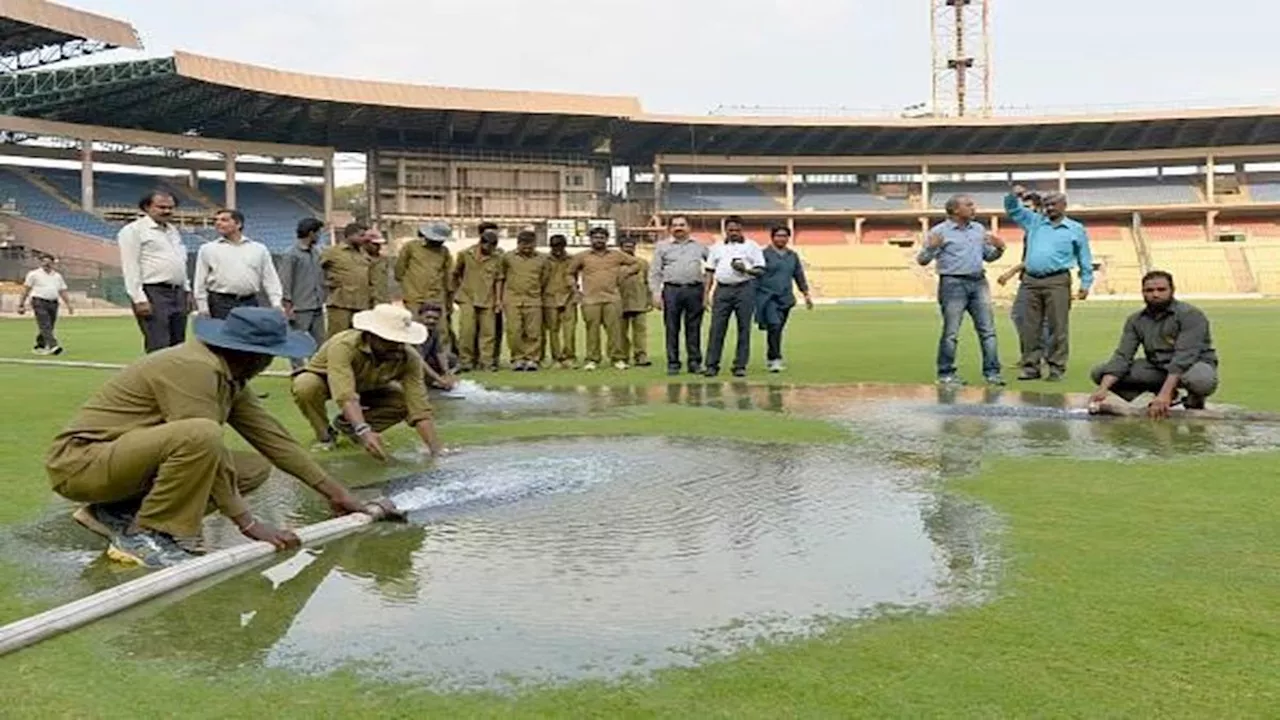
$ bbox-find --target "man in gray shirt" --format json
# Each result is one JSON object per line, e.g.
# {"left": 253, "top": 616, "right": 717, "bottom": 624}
{"left": 649, "top": 214, "right": 710, "bottom": 375}
{"left": 278, "top": 218, "right": 327, "bottom": 369}
{"left": 917, "top": 194, "right": 1006, "bottom": 386}
{"left": 1090, "top": 270, "right": 1218, "bottom": 419}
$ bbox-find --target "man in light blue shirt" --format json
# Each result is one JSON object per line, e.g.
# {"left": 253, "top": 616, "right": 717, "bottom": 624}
{"left": 1004, "top": 186, "right": 1094, "bottom": 381}
{"left": 917, "top": 194, "right": 1006, "bottom": 385}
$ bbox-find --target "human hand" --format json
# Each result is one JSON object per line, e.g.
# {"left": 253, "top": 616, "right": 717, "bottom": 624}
{"left": 1089, "top": 388, "right": 1110, "bottom": 406}
{"left": 319, "top": 483, "right": 366, "bottom": 516}
{"left": 1076, "top": 288, "right": 1090, "bottom": 301}
{"left": 438, "top": 373, "right": 458, "bottom": 390}
{"left": 651, "top": 293, "right": 663, "bottom": 310}
{"left": 66, "top": 306, "right": 75, "bottom": 315}
{"left": 987, "top": 233, "right": 1006, "bottom": 250}
{"left": 1147, "top": 394, "right": 1172, "bottom": 421}
{"left": 1012, "top": 184, "right": 1027, "bottom": 197}
{"left": 241, "top": 519, "right": 301, "bottom": 551}
{"left": 16, "top": 304, "right": 26, "bottom": 315}
{"left": 132, "top": 301, "right": 153, "bottom": 318}
{"left": 282, "top": 301, "right": 295, "bottom": 320}
{"left": 359, "top": 429, "right": 389, "bottom": 462}
{"left": 804, "top": 293, "right": 814, "bottom": 310}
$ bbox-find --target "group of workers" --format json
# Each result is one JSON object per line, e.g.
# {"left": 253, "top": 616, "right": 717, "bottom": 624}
{"left": 918, "top": 186, "right": 1220, "bottom": 418}
{"left": 30, "top": 185, "right": 1224, "bottom": 570}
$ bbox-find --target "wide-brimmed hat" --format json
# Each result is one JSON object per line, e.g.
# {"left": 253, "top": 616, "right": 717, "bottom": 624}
{"left": 417, "top": 222, "right": 451, "bottom": 243}
{"left": 194, "top": 307, "right": 317, "bottom": 358}
{"left": 352, "top": 303, "right": 428, "bottom": 345}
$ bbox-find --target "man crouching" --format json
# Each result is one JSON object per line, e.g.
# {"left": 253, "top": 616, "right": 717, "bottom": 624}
{"left": 1089, "top": 270, "right": 1219, "bottom": 420}
{"left": 45, "top": 307, "right": 365, "bottom": 569}
{"left": 292, "top": 303, "right": 443, "bottom": 459}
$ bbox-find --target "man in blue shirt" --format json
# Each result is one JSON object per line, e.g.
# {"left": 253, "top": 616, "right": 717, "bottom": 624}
{"left": 1004, "top": 186, "right": 1093, "bottom": 381}
{"left": 917, "top": 194, "right": 1006, "bottom": 385}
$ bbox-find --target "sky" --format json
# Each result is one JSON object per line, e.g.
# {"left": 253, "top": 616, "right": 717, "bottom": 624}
{"left": 63, "top": 0, "right": 1280, "bottom": 116}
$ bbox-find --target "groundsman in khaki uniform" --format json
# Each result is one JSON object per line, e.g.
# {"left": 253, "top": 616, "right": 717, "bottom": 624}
{"left": 291, "top": 304, "right": 443, "bottom": 460}
{"left": 501, "top": 230, "right": 550, "bottom": 371}
{"left": 396, "top": 222, "right": 455, "bottom": 353}
{"left": 542, "top": 234, "right": 578, "bottom": 368}
{"left": 452, "top": 230, "right": 505, "bottom": 371}
{"left": 569, "top": 226, "right": 639, "bottom": 370}
{"left": 45, "top": 307, "right": 366, "bottom": 569}
{"left": 618, "top": 237, "right": 653, "bottom": 366}
{"left": 321, "top": 222, "right": 375, "bottom": 338}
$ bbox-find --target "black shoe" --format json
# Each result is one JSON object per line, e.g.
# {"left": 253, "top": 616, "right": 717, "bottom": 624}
{"left": 688, "top": 363, "right": 703, "bottom": 375}
{"left": 635, "top": 359, "right": 653, "bottom": 367}
{"left": 108, "top": 528, "right": 198, "bottom": 569}
{"left": 1183, "top": 393, "right": 1206, "bottom": 410}
{"left": 1017, "top": 369, "right": 1042, "bottom": 381}
{"left": 51, "top": 345, "right": 64, "bottom": 356}
{"left": 703, "top": 368, "right": 720, "bottom": 378}
{"left": 1046, "top": 370, "right": 1064, "bottom": 382}
{"left": 732, "top": 368, "right": 747, "bottom": 378}
{"left": 667, "top": 367, "right": 681, "bottom": 376}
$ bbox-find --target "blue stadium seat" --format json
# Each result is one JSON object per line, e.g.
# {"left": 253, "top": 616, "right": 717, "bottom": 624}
{"left": 662, "top": 183, "right": 783, "bottom": 211}
{"left": 1066, "top": 179, "right": 1199, "bottom": 206}
{"left": 794, "top": 185, "right": 909, "bottom": 211}
{"left": 0, "top": 167, "right": 120, "bottom": 240}
{"left": 1249, "top": 181, "right": 1280, "bottom": 203}
{"left": 200, "top": 180, "right": 322, "bottom": 253}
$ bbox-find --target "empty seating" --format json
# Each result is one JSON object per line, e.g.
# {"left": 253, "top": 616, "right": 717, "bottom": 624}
{"left": 793, "top": 224, "right": 847, "bottom": 245}
{"left": 662, "top": 183, "right": 782, "bottom": 211}
{"left": 200, "top": 180, "right": 322, "bottom": 253}
{"left": 794, "top": 185, "right": 909, "bottom": 211}
{"left": 1067, "top": 179, "right": 1199, "bottom": 206}
{"left": 1145, "top": 244, "right": 1239, "bottom": 294}
{"left": 0, "top": 168, "right": 118, "bottom": 239}
{"left": 928, "top": 182, "right": 1007, "bottom": 210}
{"left": 1248, "top": 181, "right": 1280, "bottom": 203}
{"left": 1141, "top": 221, "right": 1206, "bottom": 242}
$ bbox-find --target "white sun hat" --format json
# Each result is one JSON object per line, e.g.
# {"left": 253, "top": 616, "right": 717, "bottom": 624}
{"left": 352, "top": 303, "right": 428, "bottom": 345}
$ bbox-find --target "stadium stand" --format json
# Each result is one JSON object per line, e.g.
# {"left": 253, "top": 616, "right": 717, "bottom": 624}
{"left": 1245, "top": 242, "right": 1280, "bottom": 294}
{"left": 1067, "top": 178, "right": 1201, "bottom": 207}
{"left": 662, "top": 183, "right": 783, "bottom": 211}
{"left": 1146, "top": 243, "right": 1241, "bottom": 294}
{"left": 794, "top": 224, "right": 848, "bottom": 245}
{"left": 0, "top": 167, "right": 118, "bottom": 239}
{"left": 34, "top": 168, "right": 209, "bottom": 210}
{"left": 1140, "top": 219, "right": 1206, "bottom": 242}
{"left": 1248, "top": 180, "right": 1280, "bottom": 203}
{"left": 794, "top": 184, "right": 910, "bottom": 211}
{"left": 198, "top": 180, "right": 322, "bottom": 253}
{"left": 927, "top": 182, "right": 1007, "bottom": 210}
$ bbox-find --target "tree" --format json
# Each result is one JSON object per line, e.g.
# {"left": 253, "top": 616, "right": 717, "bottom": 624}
{"left": 334, "top": 183, "right": 369, "bottom": 223}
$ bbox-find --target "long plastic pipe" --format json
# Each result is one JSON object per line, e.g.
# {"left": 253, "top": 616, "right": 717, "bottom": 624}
{"left": 0, "top": 506, "right": 391, "bottom": 657}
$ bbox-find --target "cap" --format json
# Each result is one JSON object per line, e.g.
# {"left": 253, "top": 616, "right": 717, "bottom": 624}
{"left": 417, "top": 222, "right": 452, "bottom": 243}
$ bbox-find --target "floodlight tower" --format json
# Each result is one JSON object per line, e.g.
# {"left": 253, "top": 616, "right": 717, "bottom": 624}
{"left": 930, "top": 0, "right": 992, "bottom": 117}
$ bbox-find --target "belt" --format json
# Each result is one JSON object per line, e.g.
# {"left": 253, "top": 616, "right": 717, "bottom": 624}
{"left": 664, "top": 282, "right": 702, "bottom": 288}
{"left": 716, "top": 280, "right": 752, "bottom": 288}
{"left": 143, "top": 282, "right": 184, "bottom": 290}
{"left": 209, "top": 290, "right": 258, "bottom": 300}
{"left": 940, "top": 273, "right": 986, "bottom": 280}
{"left": 1025, "top": 269, "right": 1069, "bottom": 280}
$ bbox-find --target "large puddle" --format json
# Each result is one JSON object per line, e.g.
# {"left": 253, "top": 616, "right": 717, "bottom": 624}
{"left": 8, "top": 382, "right": 1280, "bottom": 690}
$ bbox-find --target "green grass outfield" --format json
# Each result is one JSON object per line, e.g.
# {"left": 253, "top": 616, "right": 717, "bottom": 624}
{"left": 2, "top": 302, "right": 1280, "bottom": 718}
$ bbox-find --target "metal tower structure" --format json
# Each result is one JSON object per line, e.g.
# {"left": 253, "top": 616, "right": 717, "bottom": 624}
{"left": 930, "top": 0, "right": 992, "bottom": 117}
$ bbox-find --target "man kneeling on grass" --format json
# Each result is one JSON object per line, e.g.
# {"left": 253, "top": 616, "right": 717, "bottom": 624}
{"left": 291, "top": 303, "right": 443, "bottom": 459}
{"left": 1089, "top": 270, "right": 1219, "bottom": 420}
{"left": 45, "top": 307, "right": 366, "bottom": 569}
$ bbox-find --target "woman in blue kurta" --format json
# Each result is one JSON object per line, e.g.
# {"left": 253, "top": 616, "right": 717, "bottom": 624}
{"left": 755, "top": 226, "right": 813, "bottom": 372}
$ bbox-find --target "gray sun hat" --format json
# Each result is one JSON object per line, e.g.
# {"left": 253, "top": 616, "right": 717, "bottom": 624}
{"left": 193, "top": 307, "right": 317, "bottom": 359}
{"left": 417, "top": 222, "right": 452, "bottom": 243}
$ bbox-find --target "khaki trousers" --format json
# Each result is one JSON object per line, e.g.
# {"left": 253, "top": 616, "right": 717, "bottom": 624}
{"left": 291, "top": 371, "right": 411, "bottom": 442}
{"left": 326, "top": 306, "right": 357, "bottom": 339}
{"left": 581, "top": 301, "right": 624, "bottom": 363}
{"left": 503, "top": 305, "right": 543, "bottom": 364}
{"left": 457, "top": 304, "right": 497, "bottom": 370}
{"left": 542, "top": 304, "right": 578, "bottom": 364}
{"left": 46, "top": 419, "right": 271, "bottom": 538}
{"left": 619, "top": 311, "right": 649, "bottom": 363}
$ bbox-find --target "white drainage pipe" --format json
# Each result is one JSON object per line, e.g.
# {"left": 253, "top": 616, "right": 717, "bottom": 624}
{"left": 0, "top": 502, "right": 397, "bottom": 657}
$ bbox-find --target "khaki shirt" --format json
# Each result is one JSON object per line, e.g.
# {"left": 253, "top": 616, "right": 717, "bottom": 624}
{"left": 303, "top": 329, "right": 433, "bottom": 426}
{"left": 45, "top": 341, "right": 329, "bottom": 519}
{"left": 452, "top": 246, "right": 505, "bottom": 308}
{"left": 395, "top": 242, "right": 454, "bottom": 307}
{"left": 320, "top": 243, "right": 373, "bottom": 310}
{"left": 569, "top": 249, "right": 639, "bottom": 304}
{"left": 620, "top": 256, "right": 652, "bottom": 313}
{"left": 545, "top": 254, "right": 577, "bottom": 308}
{"left": 369, "top": 255, "right": 392, "bottom": 306}
{"left": 502, "top": 251, "right": 550, "bottom": 308}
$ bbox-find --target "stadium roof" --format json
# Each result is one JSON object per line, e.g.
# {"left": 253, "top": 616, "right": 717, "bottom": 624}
{"left": 5, "top": 51, "right": 1280, "bottom": 163}
{"left": 0, "top": 0, "right": 140, "bottom": 58}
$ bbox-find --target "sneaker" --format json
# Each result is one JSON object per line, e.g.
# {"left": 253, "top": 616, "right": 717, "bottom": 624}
{"left": 583, "top": 362, "right": 598, "bottom": 371}
{"left": 703, "top": 368, "right": 720, "bottom": 378}
{"left": 512, "top": 361, "right": 526, "bottom": 372}
{"left": 985, "top": 374, "right": 1007, "bottom": 387}
{"left": 613, "top": 361, "right": 629, "bottom": 370}
{"left": 1017, "top": 368, "right": 1042, "bottom": 381}
{"left": 526, "top": 362, "right": 539, "bottom": 372}
{"left": 50, "top": 345, "right": 64, "bottom": 356}
{"left": 667, "top": 366, "right": 681, "bottom": 376}
{"left": 31, "top": 347, "right": 50, "bottom": 356}
{"left": 107, "top": 528, "right": 199, "bottom": 569}
{"left": 767, "top": 360, "right": 782, "bottom": 373}
{"left": 72, "top": 503, "right": 135, "bottom": 540}
{"left": 938, "top": 374, "right": 965, "bottom": 386}
{"left": 732, "top": 368, "right": 747, "bottom": 378}
{"left": 174, "top": 535, "right": 209, "bottom": 555}
{"left": 688, "top": 363, "right": 703, "bottom": 375}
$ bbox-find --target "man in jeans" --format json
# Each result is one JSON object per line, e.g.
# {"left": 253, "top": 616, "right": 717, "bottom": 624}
{"left": 649, "top": 215, "right": 709, "bottom": 375}
{"left": 917, "top": 194, "right": 1006, "bottom": 386}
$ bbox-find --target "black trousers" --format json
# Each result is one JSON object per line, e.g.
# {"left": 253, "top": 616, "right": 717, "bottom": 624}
{"left": 662, "top": 283, "right": 705, "bottom": 371}
{"left": 705, "top": 281, "right": 755, "bottom": 373}
{"left": 136, "top": 284, "right": 188, "bottom": 354}
{"left": 208, "top": 291, "right": 260, "bottom": 320}
{"left": 32, "top": 297, "right": 59, "bottom": 349}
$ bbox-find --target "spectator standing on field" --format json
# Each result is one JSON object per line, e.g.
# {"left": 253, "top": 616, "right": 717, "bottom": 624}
{"left": 649, "top": 214, "right": 709, "bottom": 376}
{"left": 703, "top": 215, "right": 765, "bottom": 378}
{"left": 617, "top": 237, "right": 653, "bottom": 367}
{"left": 278, "top": 218, "right": 328, "bottom": 369}
{"left": 18, "top": 254, "right": 74, "bottom": 355}
{"left": 118, "top": 190, "right": 190, "bottom": 353}
{"left": 193, "top": 209, "right": 283, "bottom": 319}
{"left": 755, "top": 226, "right": 812, "bottom": 373}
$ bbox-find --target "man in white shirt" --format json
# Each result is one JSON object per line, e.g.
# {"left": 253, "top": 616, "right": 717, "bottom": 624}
{"left": 194, "top": 209, "right": 284, "bottom": 319}
{"left": 118, "top": 191, "right": 190, "bottom": 353}
{"left": 703, "top": 215, "right": 765, "bottom": 378}
{"left": 18, "top": 254, "right": 74, "bottom": 355}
